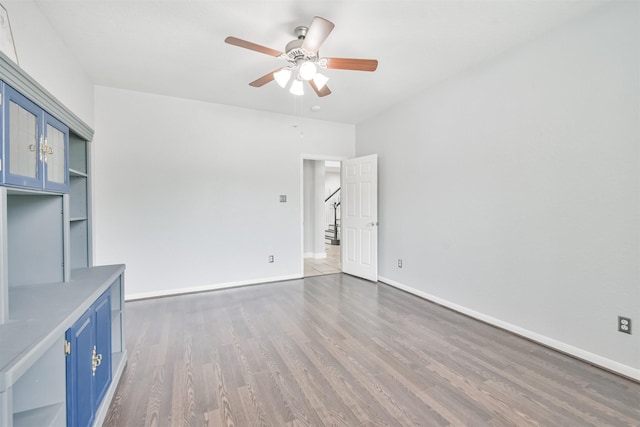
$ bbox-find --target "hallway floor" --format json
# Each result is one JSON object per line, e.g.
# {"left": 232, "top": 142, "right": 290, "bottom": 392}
{"left": 304, "top": 244, "right": 341, "bottom": 276}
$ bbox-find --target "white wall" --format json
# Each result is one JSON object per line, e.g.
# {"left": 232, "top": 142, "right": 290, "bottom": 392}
{"left": 93, "top": 86, "right": 354, "bottom": 299}
{"left": 303, "top": 160, "right": 315, "bottom": 255}
{"left": 325, "top": 170, "right": 340, "bottom": 198}
{"left": 2, "top": 1, "right": 94, "bottom": 126}
{"left": 303, "top": 159, "right": 329, "bottom": 257}
{"left": 313, "top": 161, "right": 326, "bottom": 257}
{"left": 356, "top": 2, "right": 639, "bottom": 379}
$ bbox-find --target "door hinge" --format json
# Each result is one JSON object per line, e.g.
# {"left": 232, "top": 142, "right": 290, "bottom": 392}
{"left": 64, "top": 340, "right": 71, "bottom": 355}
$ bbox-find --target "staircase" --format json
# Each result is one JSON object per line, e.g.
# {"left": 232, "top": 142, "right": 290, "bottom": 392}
{"left": 325, "top": 189, "right": 341, "bottom": 245}
{"left": 325, "top": 219, "right": 340, "bottom": 245}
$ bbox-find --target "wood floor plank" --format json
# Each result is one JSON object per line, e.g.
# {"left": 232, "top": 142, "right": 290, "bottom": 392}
{"left": 104, "top": 274, "right": 640, "bottom": 427}
{"left": 211, "top": 348, "right": 239, "bottom": 427}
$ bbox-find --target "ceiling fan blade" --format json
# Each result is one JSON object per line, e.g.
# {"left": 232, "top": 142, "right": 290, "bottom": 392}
{"left": 325, "top": 57, "right": 378, "bottom": 72}
{"left": 249, "top": 69, "right": 281, "bottom": 87}
{"left": 309, "top": 80, "right": 331, "bottom": 97}
{"left": 301, "top": 16, "right": 335, "bottom": 52}
{"left": 225, "top": 36, "right": 283, "bottom": 57}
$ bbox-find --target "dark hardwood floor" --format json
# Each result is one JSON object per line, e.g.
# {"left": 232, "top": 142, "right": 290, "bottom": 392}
{"left": 104, "top": 274, "right": 640, "bottom": 426}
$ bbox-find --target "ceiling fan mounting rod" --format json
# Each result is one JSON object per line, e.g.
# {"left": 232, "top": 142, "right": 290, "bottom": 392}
{"left": 294, "top": 25, "right": 308, "bottom": 40}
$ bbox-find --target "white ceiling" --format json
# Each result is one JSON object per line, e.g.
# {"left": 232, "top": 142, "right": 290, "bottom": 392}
{"left": 32, "top": 0, "right": 607, "bottom": 124}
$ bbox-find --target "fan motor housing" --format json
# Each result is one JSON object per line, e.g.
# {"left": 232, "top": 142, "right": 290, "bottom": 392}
{"left": 283, "top": 25, "right": 318, "bottom": 63}
{"left": 285, "top": 39, "right": 317, "bottom": 62}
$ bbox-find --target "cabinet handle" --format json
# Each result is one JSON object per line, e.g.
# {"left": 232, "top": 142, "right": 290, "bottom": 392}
{"left": 92, "top": 345, "right": 103, "bottom": 376}
{"left": 40, "top": 137, "right": 54, "bottom": 163}
{"left": 28, "top": 144, "right": 36, "bottom": 152}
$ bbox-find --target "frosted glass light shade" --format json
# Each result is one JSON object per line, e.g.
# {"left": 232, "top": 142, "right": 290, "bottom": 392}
{"left": 289, "top": 79, "right": 304, "bottom": 96}
{"left": 274, "top": 69, "right": 291, "bottom": 88}
{"left": 299, "top": 62, "right": 317, "bottom": 81}
{"left": 312, "top": 73, "right": 329, "bottom": 89}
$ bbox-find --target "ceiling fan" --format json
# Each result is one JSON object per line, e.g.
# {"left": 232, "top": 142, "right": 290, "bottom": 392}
{"left": 224, "top": 16, "right": 378, "bottom": 97}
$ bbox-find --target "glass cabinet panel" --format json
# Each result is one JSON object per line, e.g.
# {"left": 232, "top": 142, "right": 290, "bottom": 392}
{"left": 3, "top": 83, "right": 44, "bottom": 189}
{"left": 9, "top": 99, "right": 39, "bottom": 180}
{"left": 44, "top": 113, "right": 69, "bottom": 191}
{"left": 46, "top": 124, "right": 65, "bottom": 183}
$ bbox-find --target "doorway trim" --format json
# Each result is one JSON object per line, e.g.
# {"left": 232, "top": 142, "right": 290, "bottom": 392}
{"left": 300, "top": 154, "right": 347, "bottom": 277}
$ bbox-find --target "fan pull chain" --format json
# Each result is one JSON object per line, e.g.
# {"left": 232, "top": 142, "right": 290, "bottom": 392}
{"left": 292, "top": 91, "right": 304, "bottom": 139}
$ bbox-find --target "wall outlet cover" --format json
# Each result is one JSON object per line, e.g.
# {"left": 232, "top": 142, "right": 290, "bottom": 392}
{"left": 618, "top": 316, "right": 631, "bottom": 334}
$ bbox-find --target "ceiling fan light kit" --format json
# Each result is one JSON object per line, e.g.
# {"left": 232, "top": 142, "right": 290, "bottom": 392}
{"left": 289, "top": 78, "right": 304, "bottom": 96}
{"left": 299, "top": 61, "right": 317, "bottom": 80}
{"left": 312, "top": 72, "right": 329, "bottom": 90}
{"left": 274, "top": 68, "right": 292, "bottom": 88}
{"left": 225, "top": 16, "right": 378, "bottom": 98}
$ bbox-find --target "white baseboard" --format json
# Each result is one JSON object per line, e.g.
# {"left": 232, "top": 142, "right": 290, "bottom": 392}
{"left": 125, "top": 274, "right": 301, "bottom": 301}
{"left": 379, "top": 276, "right": 640, "bottom": 382}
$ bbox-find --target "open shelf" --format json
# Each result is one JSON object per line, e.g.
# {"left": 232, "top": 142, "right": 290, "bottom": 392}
{"left": 111, "top": 311, "right": 122, "bottom": 353}
{"left": 69, "top": 176, "right": 87, "bottom": 219}
{"left": 112, "top": 351, "right": 125, "bottom": 377}
{"left": 69, "top": 134, "right": 87, "bottom": 175}
{"left": 11, "top": 339, "right": 65, "bottom": 427}
{"left": 7, "top": 193, "right": 64, "bottom": 287}
{"left": 70, "top": 220, "right": 89, "bottom": 270}
{"left": 69, "top": 168, "right": 87, "bottom": 178}
{"left": 13, "top": 403, "right": 65, "bottom": 427}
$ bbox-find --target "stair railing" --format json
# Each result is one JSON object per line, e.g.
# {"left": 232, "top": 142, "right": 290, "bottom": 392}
{"left": 325, "top": 188, "right": 341, "bottom": 244}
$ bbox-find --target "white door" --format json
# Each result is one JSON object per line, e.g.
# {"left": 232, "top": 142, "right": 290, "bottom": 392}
{"left": 341, "top": 154, "right": 378, "bottom": 281}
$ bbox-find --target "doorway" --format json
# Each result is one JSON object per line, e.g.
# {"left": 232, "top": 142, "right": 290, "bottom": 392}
{"left": 303, "top": 159, "right": 342, "bottom": 277}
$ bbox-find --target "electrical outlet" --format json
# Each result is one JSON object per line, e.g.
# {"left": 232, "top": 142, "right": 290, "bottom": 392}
{"left": 398, "top": 259, "right": 403, "bottom": 268}
{"left": 618, "top": 316, "right": 631, "bottom": 334}
{"left": 268, "top": 255, "right": 274, "bottom": 263}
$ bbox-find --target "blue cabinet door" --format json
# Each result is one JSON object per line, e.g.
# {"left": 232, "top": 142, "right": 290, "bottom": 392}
{"left": 65, "top": 309, "right": 95, "bottom": 427}
{"left": 66, "top": 290, "right": 112, "bottom": 427}
{"left": 43, "top": 112, "right": 69, "bottom": 192}
{"left": 93, "top": 291, "right": 112, "bottom": 411}
{"left": 1, "top": 82, "right": 69, "bottom": 192}
{"left": 2, "top": 83, "right": 44, "bottom": 189}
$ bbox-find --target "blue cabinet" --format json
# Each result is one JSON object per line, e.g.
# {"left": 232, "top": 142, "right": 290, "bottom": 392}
{"left": 93, "top": 292, "right": 113, "bottom": 408}
{"left": 65, "top": 290, "right": 112, "bottom": 427}
{"left": 65, "top": 309, "right": 94, "bottom": 427}
{"left": 1, "top": 82, "right": 69, "bottom": 192}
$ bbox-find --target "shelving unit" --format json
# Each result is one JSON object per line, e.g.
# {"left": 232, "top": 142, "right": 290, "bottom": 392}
{"left": 69, "top": 133, "right": 91, "bottom": 271}
{"left": 0, "top": 52, "right": 126, "bottom": 427}
{"left": 1, "top": 265, "right": 125, "bottom": 427}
